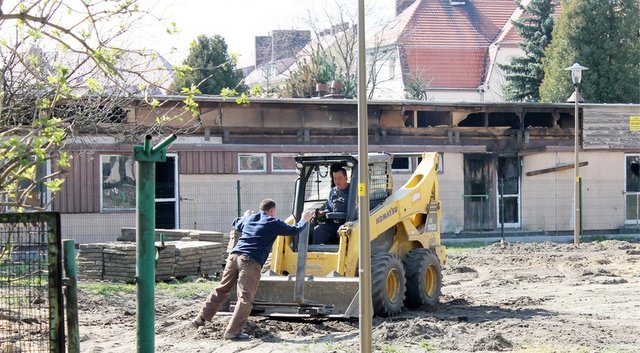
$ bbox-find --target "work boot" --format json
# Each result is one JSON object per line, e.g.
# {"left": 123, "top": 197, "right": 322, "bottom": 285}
{"left": 190, "top": 316, "right": 205, "bottom": 329}
{"left": 223, "top": 332, "right": 251, "bottom": 341}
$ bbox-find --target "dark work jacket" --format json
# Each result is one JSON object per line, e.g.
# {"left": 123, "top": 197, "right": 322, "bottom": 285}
{"left": 326, "top": 184, "right": 350, "bottom": 213}
{"left": 231, "top": 212, "right": 308, "bottom": 266}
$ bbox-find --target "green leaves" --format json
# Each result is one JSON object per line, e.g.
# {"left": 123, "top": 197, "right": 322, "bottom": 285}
{"left": 86, "top": 78, "right": 104, "bottom": 94}
{"left": 219, "top": 87, "right": 237, "bottom": 99}
{"left": 181, "top": 85, "right": 202, "bottom": 117}
{"left": 165, "top": 22, "right": 178, "bottom": 35}
{"left": 171, "top": 35, "right": 246, "bottom": 95}
{"left": 0, "top": 0, "right": 213, "bottom": 212}
{"left": 540, "top": 0, "right": 639, "bottom": 103}
{"left": 501, "top": 0, "right": 556, "bottom": 102}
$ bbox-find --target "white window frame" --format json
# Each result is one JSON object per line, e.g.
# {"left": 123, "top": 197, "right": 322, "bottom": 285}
{"left": 437, "top": 152, "right": 444, "bottom": 173}
{"left": 391, "top": 156, "right": 412, "bottom": 173}
{"left": 0, "top": 159, "right": 52, "bottom": 212}
{"left": 100, "top": 154, "right": 137, "bottom": 211}
{"left": 625, "top": 153, "right": 640, "bottom": 225}
{"left": 155, "top": 153, "right": 180, "bottom": 228}
{"left": 35, "top": 159, "right": 52, "bottom": 210}
{"left": 388, "top": 56, "right": 396, "bottom": 79}
{"left": 271, "top": 153, "right": 297, "bottom": 173}
{"left": 495, "top": 156, "right": 521, "bottom": 228}
{"left": 238, "top": 153, "right": 267, "bottom": 173}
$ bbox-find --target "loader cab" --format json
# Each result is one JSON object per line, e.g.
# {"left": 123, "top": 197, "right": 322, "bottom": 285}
{"left": 292, "top": 155, "right": 358, "bottom": 227}
{"left": 291, "top": 153, "right": 394, "bottom": 229}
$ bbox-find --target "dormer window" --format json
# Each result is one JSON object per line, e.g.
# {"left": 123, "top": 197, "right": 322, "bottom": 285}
{"left": 388, "top": 57, "right": 396, "bottom": 79}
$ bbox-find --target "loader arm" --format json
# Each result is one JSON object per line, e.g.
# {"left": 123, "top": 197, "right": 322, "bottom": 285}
{"left": 340, "top": 152, "right": 444, "bottom": 276}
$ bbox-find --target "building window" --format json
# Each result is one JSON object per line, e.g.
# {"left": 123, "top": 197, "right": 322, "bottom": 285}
{"left": 388, "top": 56, "right": 396, "bottom": 79}
{"left": 25, "top": 160, "right": 52, "bottom": 210}
{"left": 238, "top": 153, "right": 266, "bottom": 173}
{"left": 101, "top": 155, "right": 136, "bottom": 210}
{"left": 497, "top": 156, "right": 520, "bottom": 227}
{"left": 625, "top": 154, "right": 640, "bottom": 224}
{"left": 391, "top": 156, "right": 411, "bottom": 172}
{"left": 1, "top": 159, "right": 51, "bottom": 212}
{"left": 272, "top": 153, "right": 296, "bottom": 173}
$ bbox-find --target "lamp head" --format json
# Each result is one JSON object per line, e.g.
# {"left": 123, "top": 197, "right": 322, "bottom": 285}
{"left": 565, "top": 63, "right": 588, "bottom": 85}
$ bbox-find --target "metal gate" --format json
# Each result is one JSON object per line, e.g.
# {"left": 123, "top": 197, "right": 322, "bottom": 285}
{"left": 0, "top": 212, "right": 64, "bottom": 353}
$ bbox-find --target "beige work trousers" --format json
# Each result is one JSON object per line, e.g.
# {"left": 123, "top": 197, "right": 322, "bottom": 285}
{"left": 198, "top": 253, "right": 262, "bottom": 336}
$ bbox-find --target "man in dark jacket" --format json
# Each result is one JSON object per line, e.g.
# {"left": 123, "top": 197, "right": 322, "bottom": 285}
{"left": 311, "top": 167, "right": 350, "bottom": 244}
{"left": 190, "top": 198, "right": 313, "bottom": 340}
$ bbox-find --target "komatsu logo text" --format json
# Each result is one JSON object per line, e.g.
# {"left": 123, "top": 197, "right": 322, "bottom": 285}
{"left": 376, "top": 206, "right": 398, "bottom": 224}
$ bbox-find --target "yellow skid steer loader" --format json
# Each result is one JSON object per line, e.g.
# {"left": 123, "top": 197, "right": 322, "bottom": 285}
{"left": 234, "top": 152, "right": 445, "bottom": 318}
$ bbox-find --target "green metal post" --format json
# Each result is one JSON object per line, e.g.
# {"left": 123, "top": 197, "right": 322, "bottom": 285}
{"left": 236, "top": 180, "right": 241, "bottom": 217}
{"left": 137, "top": 157, "right": 155, "bottom": 353}
{"left": 133, "top": 134, "right": 176, "bottom": 353}
{"left": 499, "top": 179, "right": 505, "bottom": 242}
{"left": 63, "top": 239, "right": 80, "bottom": 353}
{"left": 578, "top": 176, "right": 582, "bottom": 236}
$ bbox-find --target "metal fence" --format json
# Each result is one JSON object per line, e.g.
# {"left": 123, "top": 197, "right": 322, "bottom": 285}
{"left": 59, "top": 178, "right": 640, "bottom": 244}
{"left": 0, "top": 212, "right": 64, "bottom": 353}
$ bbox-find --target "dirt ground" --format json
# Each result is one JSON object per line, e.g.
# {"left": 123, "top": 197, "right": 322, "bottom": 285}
{"left": 78, "top": 240, "right": 640, "bottom": 353}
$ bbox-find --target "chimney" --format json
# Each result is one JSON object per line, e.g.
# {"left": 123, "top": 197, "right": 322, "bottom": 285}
{"left": 271, "top": 30, "right": 311, "bottom": 62}
{"left": 254, "top": 36, "right": 271, "bottom": 67}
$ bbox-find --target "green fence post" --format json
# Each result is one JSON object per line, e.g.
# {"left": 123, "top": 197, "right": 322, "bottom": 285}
{"left": 236, "top": 180, "right": 241, "bottom": 218}
{"left": 133, "top": 134, "right": 176, "bottom": 353}
{"left": 62, "top": 239, "right": 80, "bottom": 353}
{"left": 499, "top": 179, "right": 505, "bottom": 242}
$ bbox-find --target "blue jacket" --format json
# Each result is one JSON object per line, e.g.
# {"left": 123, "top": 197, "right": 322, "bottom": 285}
{"left": 231, "top": 212, "right": 309, "bottom": 266}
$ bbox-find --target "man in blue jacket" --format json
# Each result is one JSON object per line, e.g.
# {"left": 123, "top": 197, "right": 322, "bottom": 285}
{"left": 191, "top": 198, "right": 313, "bottom": 340}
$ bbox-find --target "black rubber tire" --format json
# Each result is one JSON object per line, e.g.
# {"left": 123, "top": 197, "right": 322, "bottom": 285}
{"left": 403, "top": 248, "right": 442, "bottom": 309}
{"left": 371, "top": 252, "right": 406, "bottom": 317}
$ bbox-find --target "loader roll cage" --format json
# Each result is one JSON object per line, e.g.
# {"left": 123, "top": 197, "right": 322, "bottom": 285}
{"left": 291, "top": 153, "right": 394, "bottom": 227}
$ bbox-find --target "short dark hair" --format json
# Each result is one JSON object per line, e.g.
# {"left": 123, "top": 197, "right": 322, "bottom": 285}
{"left": 332, "top": 168, "right": 347, "bottom": 177}
{"left": 259, "top": 198, "right": 276, "bottom": 211}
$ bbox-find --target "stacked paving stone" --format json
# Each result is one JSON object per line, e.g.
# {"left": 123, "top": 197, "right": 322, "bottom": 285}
{"left": 118, "top": 227, "right": 196, "bottom": 242}
{"left": 77, "top": 228, "right": 228, "bottom": 282}
{"left": 155, "top": 243, "right": 176, "bottom": 281}
{"left": 192, "top": 230, "right": 224, "bottom": 243}
{"left": 170, "top": 240, "right": 223, "bottom": 278}
{"left": 77, "top": 244, "right": 106, "bottom": 281}
{"left": 102, "top": 243, "right": 137, "bottom": 283}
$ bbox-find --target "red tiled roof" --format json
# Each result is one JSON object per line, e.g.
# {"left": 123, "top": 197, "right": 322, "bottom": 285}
{"left": 404, "top": 47, "right": 487, "bottom": 88}
{"left": 375, "top": 0, "right": 519, "bottom": 89}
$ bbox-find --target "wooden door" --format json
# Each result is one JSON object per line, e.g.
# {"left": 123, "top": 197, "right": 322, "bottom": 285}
{"left": 463, "top": 154, "right": 495, "bottom": 231}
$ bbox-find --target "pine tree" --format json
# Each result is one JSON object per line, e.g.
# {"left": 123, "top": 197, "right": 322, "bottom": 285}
{"left": 539, "top": 0, "right": 640, "bottom": 103}
{"left": 172, "top": 35, "right": 246, "bottom": 95}
{"left": 500, "top": 0, "right": 556, "bottom": 102}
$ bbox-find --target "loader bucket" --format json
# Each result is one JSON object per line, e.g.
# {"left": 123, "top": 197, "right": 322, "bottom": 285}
{"left": 249, "top": 273, "right": 360, "bottom": 318}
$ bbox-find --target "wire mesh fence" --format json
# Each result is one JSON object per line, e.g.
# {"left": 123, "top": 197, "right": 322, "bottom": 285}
{"left": 59, "top": 178, "right": 640, "bottom": 244}
{"left": 0, "top": 213, "right": 64, "bottom": 353}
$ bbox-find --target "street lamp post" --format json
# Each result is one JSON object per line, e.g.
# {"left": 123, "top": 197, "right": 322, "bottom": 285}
{"left": 566, "top": 63, "right": 588, "bottom": 245}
